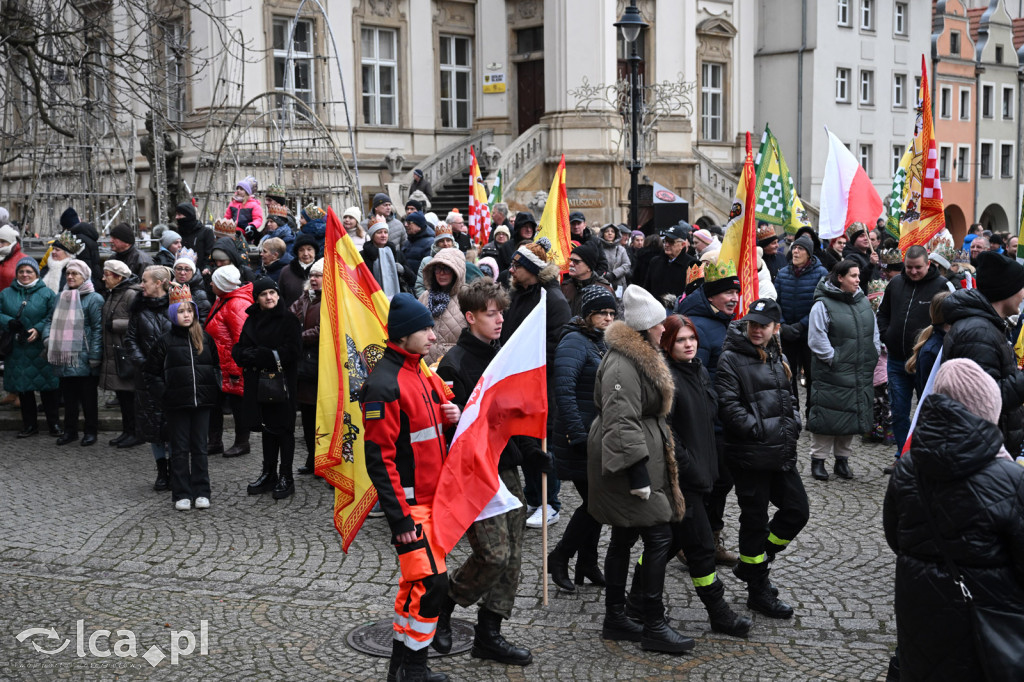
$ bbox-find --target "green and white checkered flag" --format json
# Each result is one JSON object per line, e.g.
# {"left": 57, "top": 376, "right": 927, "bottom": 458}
{"left": 754, "top": 125, "right": 810, "bottom": 234}
{"left": 886, "top": 144, "right": 912, "bottom": 241}
{"left": 487, "top": 169, "right": 502, "bottom": 210}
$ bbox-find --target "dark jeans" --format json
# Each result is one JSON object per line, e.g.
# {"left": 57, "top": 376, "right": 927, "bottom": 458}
{"left": 208, "top": 391, "right": 250, "bottom": 446}
{"left": 605, "top": 523, "right": 673, "bottom": 613}
{"left": 554, "top": 478, "right": 602, "bottom": 566}
{"left": 730, "top": 466, "right": 809, "bottom": 564}
{"left": 60, "top": 375, "right": 99, "bottom": 436}
{"left": 672, "top": 489, "right": 716, "bottom": 584}
{"left": 115, "top": 389, "right": 135, "bottom": 436}
{"left": 705, "top": 438, "right": 733, "bottom": 533}
{"left": 522, "top": 436, "right": 561, "bottom": 511}
{"left": 888, "top": 354, "right": 918, "bottom": 456}
{"left": 166, "top": 408, "right": 211, "bottom": 502}
{"left": 19, "top": 389, "right": 60, "bottom": 430}
{"left": 782, "top": 335, "right": 814, "bottom": 416}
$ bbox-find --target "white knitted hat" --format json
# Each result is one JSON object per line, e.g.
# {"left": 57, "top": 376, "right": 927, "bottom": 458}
{"left": 622, "top": 284, "right": 666, "bottom": 331}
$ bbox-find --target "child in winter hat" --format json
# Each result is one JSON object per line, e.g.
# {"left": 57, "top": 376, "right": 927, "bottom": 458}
{"left": 933, "top": 358, "right": 1016, "bottom": 463}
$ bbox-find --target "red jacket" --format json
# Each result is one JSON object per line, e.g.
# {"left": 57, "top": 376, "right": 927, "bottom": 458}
{"left": 205, "top": 283, "right": 252, "bottom": 396}
{"left": 225, "top": 197, "right": 263, "bottom": 236}
{"left": 362, "top": 342, "right": 451, "bottom": 538}
{"left": 0, "top": 243, "right": 26, "bottom": 292}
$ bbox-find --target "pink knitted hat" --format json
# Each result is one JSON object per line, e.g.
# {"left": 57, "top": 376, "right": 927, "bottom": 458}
{"left": 933, "top": 358, "right": 1001, "bottom": 425}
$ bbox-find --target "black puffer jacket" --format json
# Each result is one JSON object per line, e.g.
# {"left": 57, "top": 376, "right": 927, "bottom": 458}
{"left": 211, "top": 236, "right": 256, "bottom": 283}
{"left": 184, "top": 271, "right": 212, "bottom": 321}
{"left": 142, "top": 325, "right": 221, "bottom": 411}
{"left": 175, "top": 202, "right": 215, "bottom": 273}
{"left": 668, "top": 357, "right": 718, "bottom": 493}
{"left": 70, "top": 221, "right": 103, "bottom": 290}
{"left": 876, "top": 265, "right": 955, "bottom": 360}
{"left": 883, "top": 394, "right": 1024, "bottom": 681}
{"left": 124, "top": 294, "right": 171, "bottom": 442}
{"left": 552, "top": 317, "right": 607, "bottom": 481}
{"left": 941, "top": 288, "right": 1024, "bottom": 455}
{"left": 715, "top": 321, "right": 801, "bottom": 471}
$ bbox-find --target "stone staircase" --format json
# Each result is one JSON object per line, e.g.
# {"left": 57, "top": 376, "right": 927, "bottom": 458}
{"left": 429, "top": 170, "right": 471, "bottom": 218}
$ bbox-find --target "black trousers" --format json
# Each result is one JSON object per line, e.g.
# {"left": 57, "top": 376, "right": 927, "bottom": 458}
{"left": 115, "top": 389, "right": 135, "bottom": 436}
{"left": 260, "top": 402, "right": 296, "bottom": 476}
{"left": 705, "top": 438, "right": 734, "bottom": 534}
{"left": 208, "top": 392, "right": 250, "bottom": 446}
{"left": 671, "top": 489, "right": 717, "bottom": 584}
{"left": 60, "top": 375, "right": 99, "bottom": 436}
{"left": 19, "top": 389, "right": 60, "bottom": 430}
{"left": 730, "top": 466, "right": 809, "bottom": 566}
{"left": 605, "top": 523, "right": 673, "bottom": 612}
{"left": 555, "top": 478, "right": 602, "bottom": 566}
{"left": 782, "top": 335, "right": 814, "bottom": 415}
{"left": 299, "top": 403, "right": 316, "bottom": 459}
{"left": 166, "top": 408, "right": 211, "bottom": 502}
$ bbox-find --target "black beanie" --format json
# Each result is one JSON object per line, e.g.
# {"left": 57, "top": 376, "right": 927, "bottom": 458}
{"left": 110, "top": 222, "right": 135, "bottom": 246}
{"left": 388, "top": 293, "right": 435, "bottom": 340}
{"left": 703, "top": 275, "right": 742, "bottom": 298}
{"left": 579, "top": 285, "right": 617, "bottom": 319}
{"left": 976, "top": 251, "right": 1024, "bottom": 303}
{"left": 294, "top": 233, "right": 319, "bottom": 255}
{"left": 252, "top": 276, "right": 279, "bottom": 300}
{"left": 572, "top": 240, "right": 602, "bottom": 275}
{"left": 60, "top": 207, "right": 80, "bottom": 231}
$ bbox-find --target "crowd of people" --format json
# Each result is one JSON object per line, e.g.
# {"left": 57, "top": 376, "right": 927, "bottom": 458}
{"left": 2, "top": 186, "right": 1023, "bottom": 680}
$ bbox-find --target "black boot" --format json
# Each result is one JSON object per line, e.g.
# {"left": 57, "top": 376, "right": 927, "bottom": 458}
{"left": 470, "top": 608, "right": 532, "bottom": 666}
{"left": 601, "top": 604, "right": 643, "bottom": 642}
{"left": 247, "top": 469, "right": 278, "bottom": 495}
{"left": 153, "top": 458, "right": 170, "bottom": 491}
{"left": 732, "top": 563, "right": 778, "bottom": 597}
{"left": 574, "top": 561, "right": 606, "bottom": 587}
{"left": 109, "top": 432, "right": 127, "bottom": 446}
{"left": 811, "top": 458, "right": 829, "bottom": 481}
{"left": 547, "top": 544, "right": 576, "bottom": 592}
{"left": 696, "top": 579, "right": 752, "bottom": 638}
{"left": 387, "top": 641, "right": 448, "bottom": 682}
{"left": 297, "top": 453, "right": 315, "bottom": 475}
{"left": 834, "top": 457, "right": 853, "bottom": 480}
{"left": 431, "top": 594, "right": 456, "bottom": 654}
{"left": 745, "top": 569, "right": 793, "bottom": 619}
{"left": 397, "top": 645, "right": 433, "bottom": 682}
{"left": 624, "top": 562, "right": 646, "bottom": 623}
{"left": 640, "top": 598, "right": 695, "bottom": 654}
{"left": 272, "top": 475, "right": 294, "bottom": 500}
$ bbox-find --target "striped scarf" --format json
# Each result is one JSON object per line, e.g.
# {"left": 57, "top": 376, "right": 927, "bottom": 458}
{"left": 48, "top": 280, "right": 95, "bottom": 367}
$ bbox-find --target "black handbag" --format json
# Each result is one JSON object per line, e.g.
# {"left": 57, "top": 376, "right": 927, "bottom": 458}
{"left": 113, "top": 345, "right": 135, "bottom": 381}
{"left": 257, "top": 350, "right": 289, "bottom": 404}
{"left": 913, "top": 465, "right": 1024, "bottom": 680}
{"left": 0, "top": 300, "right": 28, "bottom": 359}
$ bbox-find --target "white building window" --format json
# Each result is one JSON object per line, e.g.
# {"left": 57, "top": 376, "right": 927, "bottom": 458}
{"left": 859, "top": 144, "right": 873, "bottom": 175}
{"left": 956, "top": 146, "right": 970, "bottom": 182}
{"left": 938, "top": 145, "right": 952, "bottom": 181}
{"left": 838, "top": 0, "right": 851, "bottom": 26}
{"left": 439, "top": 35, "right": 471, "bottom": 129}
{"left": 982, "top": 83, "right": 994, "bottom": 118}
{"left": 701, "top": 62, "right": 724, "bottom": 142}
{"left": 979, "top": 142, "right": 993, "bottom": 178}
{"left": 836, "top": 67, "right": 851, "bottom": 102}
{"left": 893, "top": 73, "right": 906, "bottom": 108}
{"left": 959, "top": 88, "right": 971, "bottom": 121}
{"left": 892, "top": 145, "right": 903, "bottom": 175}
{"left": 859, "top": 69, "right": 874, "bottom": 105}
{"left": 361, "top": 26, "right": 398, "bottom": 126}
{"left": 162, "top": 22, "right": 187, "bottom": 123}
{"left": 860, "top": 0, "right": 874, "bottom": 30}
{"left": 273, "top": 17, "right": 315, "bottom": 116}
{"left": 894, "top": 2, "right": 908, "bottom": 36}
{"left": 1001, "top": 143, "right": 1014, "bottom": 178}
{"left": 1002, "top": 86, "right": 1014, "bottom": 120}
{"left": 939, "top": 86, "right": 952, "bottom": 119}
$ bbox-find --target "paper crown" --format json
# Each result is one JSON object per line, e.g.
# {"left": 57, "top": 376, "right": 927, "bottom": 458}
{"left": 756, "top": 224, "right": 778, "bottom": 242}
{"left": 868, "top": 278, "right": 888, "bottom": 295}
{"left": 434, "top": 223, "right": 453, "bottom": 238}
{"left": 176, "top": 247, "right": 197, "bottom": 264}
{"left": 953, "top": 249, "right": 971, "bottom": 265}
{"left": 53, "top": 230, "right": 84, "bottom": 255}
{"left": 265, "top": 182, "right": 286, "bottom": 198}
{"left": 168, "top": 283, "right": 193, "bottom": 306}
{"left": 930, "top": 241, "right": 958, "bottom": 265}
{"left": 267, "top": 203, "right": 289, "bottom": 217}
{"left": 214, "top": 218, "right": 237, "bottom": 236}
{"left": 304, "top": 203, "right": 326, "bottom": 220}
{"left": 686, "top": 262, "right": 706, "bottom": 286}
{"left": 703, "top": 259, "right": 738, "bottom": 283}
{"left": 878, "top": 247, "right": 903, "bottom": 266}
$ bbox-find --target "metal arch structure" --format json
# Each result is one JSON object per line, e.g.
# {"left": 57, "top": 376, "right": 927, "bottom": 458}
{"left": 194, "top": 91, "right": 358, "bottom": 223}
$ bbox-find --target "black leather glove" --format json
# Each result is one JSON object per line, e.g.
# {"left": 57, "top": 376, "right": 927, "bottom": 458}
{"left": 528, "top": 449, "right": 554, "bottom": 475}
{"left": 254, "top": 348, "right": 277, "bottom": 369}
{"left": 780, "top": 323, "right": 799, "bottom": 343}
{"left": 8, "top": 319, "right": 24, "bottom": 333}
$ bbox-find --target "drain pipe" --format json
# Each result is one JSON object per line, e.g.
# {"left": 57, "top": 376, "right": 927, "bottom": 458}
{"left": 796, "top": 0, "right": 807, "bottom": 195}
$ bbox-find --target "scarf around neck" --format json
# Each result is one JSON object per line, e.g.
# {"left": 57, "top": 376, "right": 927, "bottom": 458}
{"left": 48, "top": 279, "right": 95, "bottom": 366}
{"left": 372, "top": 245, "right": 401, "bottom": 300}
{"left": 427, "top": 290, "right": 451, "bottom": 317}
{"left": 43, "top": 257, "right": 68, "bottom": 293}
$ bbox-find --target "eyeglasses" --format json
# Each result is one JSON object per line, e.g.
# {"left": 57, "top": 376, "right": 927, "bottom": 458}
{"left": 569, "top": 258, "right": 584, "bottom": 264}
{"left": 508, "top": 263, "right": 519, "bottom": 271}
{"left": 173, "top": 266, "right": 192, "bottom": 273}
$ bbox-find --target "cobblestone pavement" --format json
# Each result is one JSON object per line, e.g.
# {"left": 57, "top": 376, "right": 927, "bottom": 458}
{"left": 1, "top": 424, "right": 898, "bottom": 681}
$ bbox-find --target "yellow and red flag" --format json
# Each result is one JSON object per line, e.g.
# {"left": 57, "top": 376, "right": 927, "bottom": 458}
{"left": 468, "top": 146, "right": 491, "bottom": 247}
{"left": 898, "top": 55, "right": 946, "bottom": 252}
{"left": 535, "top": 154, "right": 573, "bottom": 273}
{"left": 717, "top": 131, "right": 760, "bottom": 318}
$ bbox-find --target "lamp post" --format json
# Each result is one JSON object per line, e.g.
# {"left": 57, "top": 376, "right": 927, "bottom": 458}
{"left": 615, "top": 0, "right": 647, "bottom": 230}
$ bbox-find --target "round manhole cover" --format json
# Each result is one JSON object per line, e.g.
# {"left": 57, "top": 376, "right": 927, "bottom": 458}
{"left": 346, "top": 618, "right": 475, "bottom": 658}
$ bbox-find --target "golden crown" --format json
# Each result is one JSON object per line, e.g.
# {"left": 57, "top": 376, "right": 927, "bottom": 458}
{"left": 168, "top": 283, "right": 193, "bottom": 306}
{"left": 685, "top": 262, "right": 706, "bottom": 285}
{"left": 878, "top": 247, "right": 903, "bottom": 266}
{"left": 703, "top": 259, "right": 738, "bottom": 283}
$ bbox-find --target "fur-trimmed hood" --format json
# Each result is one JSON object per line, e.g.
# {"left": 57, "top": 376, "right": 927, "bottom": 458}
{"left": 604, "top": 320, "right": 674, "bottom": 417}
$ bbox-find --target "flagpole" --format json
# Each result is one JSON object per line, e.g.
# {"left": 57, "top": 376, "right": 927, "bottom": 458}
{"left": 541, "top": 438, "right": 549, "bottom": 606}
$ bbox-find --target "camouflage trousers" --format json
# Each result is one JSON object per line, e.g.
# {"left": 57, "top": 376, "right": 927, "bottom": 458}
{"left": 447, "top": 467, "right": 526, "bottom": 619}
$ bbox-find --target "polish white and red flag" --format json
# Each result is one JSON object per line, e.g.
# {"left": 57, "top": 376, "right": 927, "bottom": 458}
{"left": 818, "top": 128, "right": 884, "bottom": 239}
{"left": 431, "top": 297, "right": 548, "bottom": 555}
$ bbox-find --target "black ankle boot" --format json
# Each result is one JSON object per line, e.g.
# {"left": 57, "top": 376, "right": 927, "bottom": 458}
{"left": 153, "top": 458, "right": 170, "bottom": 491}
{"left": 811, "top": 458, "right": 829, "bottom": 481}
{"left": 431, "top": 594, "right": 456, "bottom": 654}
{"left": 388, "top": 641, "right": 448, "bottom": 682}
{"left": 746, "top": 572, "right": 793, "bottom": 619}
{"left": 272, "top": 475, "right": 294, "bottom": 500}
{"left": 471, "top": 608, "right": 532, "bottom": 666}
{"left": 601, "top": 604, "right": 643, "bottom": 641}
{"left": 640, "top": 600, "right": 695, "bottom": 654}
{"left": 547, "top": 545, "right": 576, "bottom": 592}
{"left": 575, "top": 561, "right": 606, "bottom": 587}
{"left": 834, "top": 457, "right": 853, "bottom": 479}
{"left": 247, "top": 469, "right": 278, "bottom": 495}
{"left": 696, "top": 580, "right": 752, "bottom": 638}
{"left": 297, "top": 454, "right": 315, "bottom": 475}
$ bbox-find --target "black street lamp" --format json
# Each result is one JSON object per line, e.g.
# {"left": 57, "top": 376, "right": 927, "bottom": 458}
{"left": 615, "top": 0, "right": 647, "bottom": 230}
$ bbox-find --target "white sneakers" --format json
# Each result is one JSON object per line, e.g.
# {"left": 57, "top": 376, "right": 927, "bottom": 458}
{"left": 174, "top": 499, "right": 191, "bottom": 511}
{"left": 194, "top": 497, "right": 210, "bottom": 509}
{"left": 525, "top": 504, "right": 559, "bottom": 528}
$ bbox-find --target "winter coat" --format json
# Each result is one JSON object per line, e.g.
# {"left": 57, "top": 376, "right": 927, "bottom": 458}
{"left": 436, "top": 328, "right": 522, "bottom": 472}
{"left": 278, "top": 258, "right": 312, "bottom": 310}
{"left": 210, "top": 236, "right": 256, "bottom": 283}
{"left": 630, "top": 243, "right": 661, "bottom": 288}
{"left": 552, "top": 317, "right": 608, "bottom": 481}
{"left": 258, "top": 250, "right": 293, "bottom": 283}
{"left": 883, "top": 393, "right": 1024, "bottom": 682}
{"left": 598, "top": 239, "right": 631, "bottom": 291}
{"left": 0, "top": 279, "right": 58, "bottom": 393}
{"left": 762, "top": 249, "right": 788, "bottom": 282}
{"left": 675, "top": 287, "right": 733, "bottom": 382}
{"left": 142, "top": 325, "right": 221, "bottom": 411}
{"left": 289, "top": 290, "right": 321, "bottom": 406}
{"left": 0, "top": 243, "right": 27, "bottom": 291}
{"left": 416, "top": 247, "right": 467, "bottom": 365}
{"left": 877, "top": 266, "right": 956, "bottom": 360}
{"left": 69, "top": 222, "right": 103, "bottom": 290}
{"left": 113, "top": 245, "right": 154, "bottom": 280}
{"left": 183, "top": 272, "right": 212, "bottom": 322}
{"left": 232, "top": 300, "right": 303, "bottom": 430}
{"left": 942, "top": 288, "right": 1024, "bottom": 455}
{"left": 774, "top": 257, "right": 828, "bottom": 327}
{"left": 175, "top": 202, "right": 215, "bottom": 273}
{"left": 913, "top": 326, "right": 944, "bottom": 395}
{"left": 807, "top": 279, "right": 879, "bottom": 436}
{"left": 226, "top": 196, "right": 263, "bottom": 235}
{"left": 715, "top": 322, "right": 801, "bottom": 471}
{"left": 757, "top": 261, "right": 778, "bottom": 300}
{"left": 124, "top": 294, "right": 171, "bottom": 441}
{"left": 261, "top": 221, "right": 295, "bottom": 254}
{"left": 841, "top": 244, "right": 878, "bottom": 294}
{"left": 644, "top": 251, "right": 697, "bottom": 302}
{"left": 361, "top": 240, "right": 408, "bottom": 293}
{"left": 153, "top": 248, "right": 176, "bottom": 268}
{"left": 403, "top": 225, "right": 435, "bottom": 277}
{"left": 560, "top": 274, "right": 615, "bottom": 318}
{"left": 300, "top": 214, "right": 327, "bottom": 254}
{"left": 587, "top": 321, "right": 685, "bottom": 528}
{"left": 205, "top": 283, "right": 252, "bottom": 397}
{"left": 100, "top": 277, "right": 141, "bottom": 392}
{"left": 668, "top": 357, "right": 719, "bottom": 494}
{"left": 51, "top": 288, "right": 104, "bottom": 379}
{"left": 501, "top": 262, "right": 572, "bottom": 364}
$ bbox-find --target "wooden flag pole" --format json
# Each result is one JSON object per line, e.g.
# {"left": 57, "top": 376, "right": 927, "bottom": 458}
{"left": 541, "top": 438, "right": 549, "bottom": 607}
